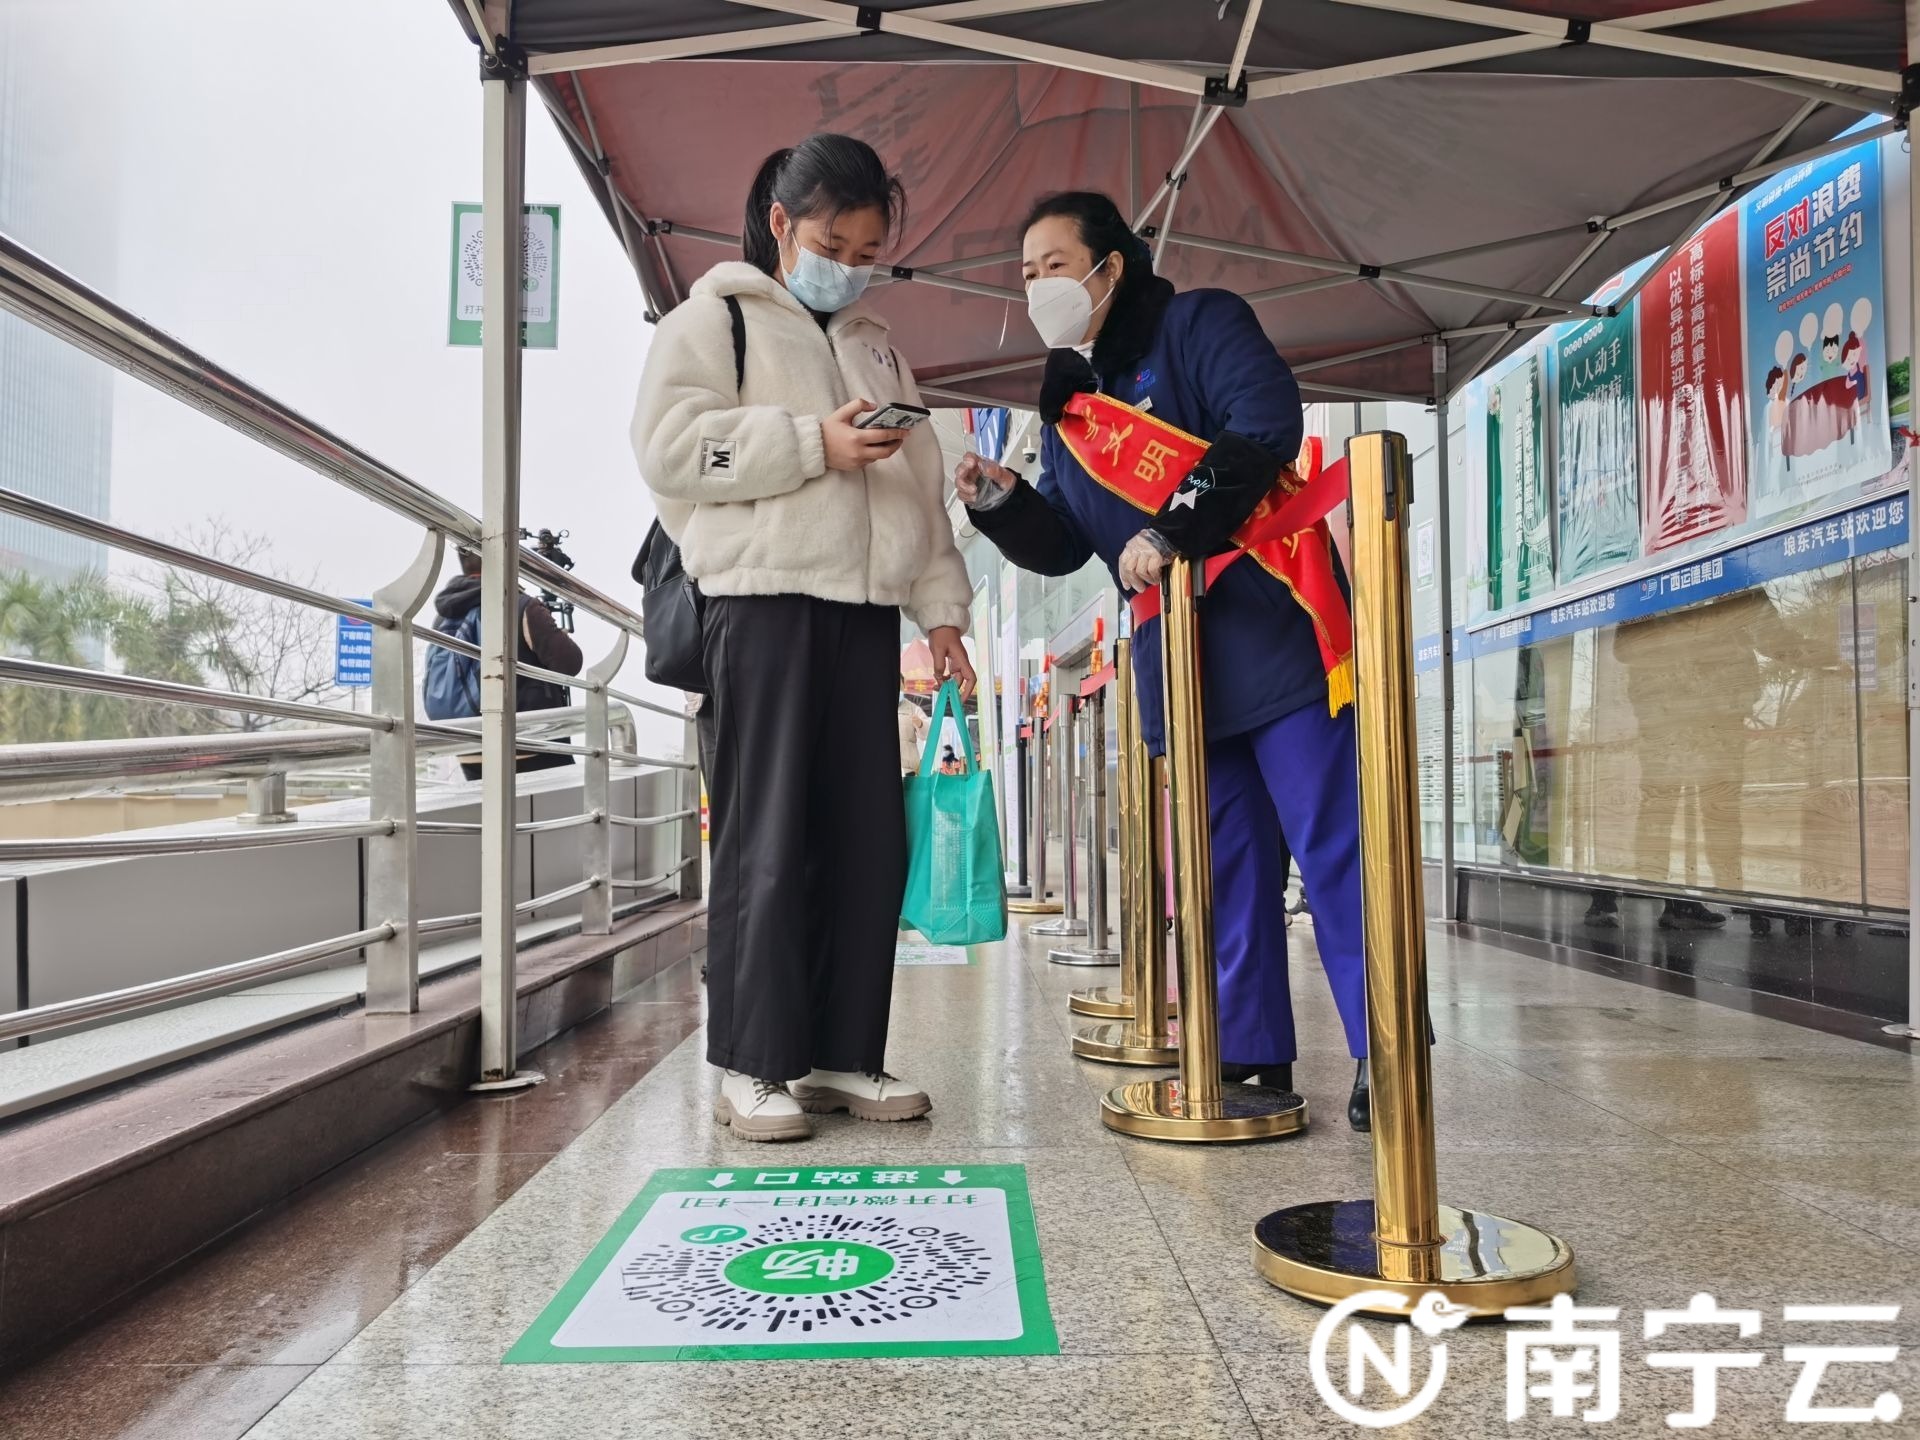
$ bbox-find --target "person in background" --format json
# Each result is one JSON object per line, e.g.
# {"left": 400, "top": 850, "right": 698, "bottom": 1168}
{"left": 632, "top": 133, "right": 974, "bottom": 1142}
{"left": 430, "top": 547, "right": 583, "bottom": 781}
{"left": 898, "top": 691, "right": 929, "bottom": 777}
{"left": 955, "top": 191, "right": 1372, "bottom": 1130}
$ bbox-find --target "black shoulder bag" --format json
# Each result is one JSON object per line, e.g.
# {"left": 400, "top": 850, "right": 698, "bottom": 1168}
{"left": 632, "top": 295, "right": 745, "bottom": 694}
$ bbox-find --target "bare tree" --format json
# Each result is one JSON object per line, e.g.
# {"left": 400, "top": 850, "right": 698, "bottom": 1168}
{"left": 136, "top": 522, "right": 345, "bottom": 732}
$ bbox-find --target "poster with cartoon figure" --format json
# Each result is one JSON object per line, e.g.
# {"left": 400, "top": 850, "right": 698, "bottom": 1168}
{"left": 1743, "top": 137, "right": 1890, "bottom": 519}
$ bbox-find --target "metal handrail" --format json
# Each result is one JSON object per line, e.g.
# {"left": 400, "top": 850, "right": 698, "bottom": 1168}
{"left": 0, "top": 923, "right": 396, "bottom": 1044}
{"left": 0, "top": 230, "right": 647, "bottom": 640}
{"left": 610, "top": 857, "right": 695, "bottom": 890}
{"left": 0, "top": 704, "right": 643, "bottom": 804}
{"left": 0, "top": 656, "right": 397, "bottom": 733}
{"left": 0, "top": 224, "right": 703, "bottom": 1087}
{"left": 417, "top": 812, "right": 604, "bottom": 837}
{"left": 0, "top": 485, "right": 391, "bottom": 628}
{"left": 0, "top": 232, "right": 478, "bottom": 543}
{"left": 0, "top": 822, "right": 393, "bottom": 862}
{"left": 608, "top": 808, "right": 698, "bottom": 828}
{"left": 604, "top": 686, "right": 691, "bottom": 720}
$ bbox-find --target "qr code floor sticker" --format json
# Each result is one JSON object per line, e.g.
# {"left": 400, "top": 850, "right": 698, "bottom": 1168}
{"left": 505, "top": 1165, "right": 1057, "bottom": 1362}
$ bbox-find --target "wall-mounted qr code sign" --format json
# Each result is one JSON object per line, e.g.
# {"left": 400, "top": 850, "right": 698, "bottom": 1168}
{"left": 505, "top": 1165, "right": 1056, "bottom": 1363}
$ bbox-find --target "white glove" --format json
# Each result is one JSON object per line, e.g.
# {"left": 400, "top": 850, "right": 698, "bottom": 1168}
{"left": 1118, "top": 529, "right": 1174, "bottom": 593}
{"left": 954, "top": 451, "right": 1016, "bottom": 511}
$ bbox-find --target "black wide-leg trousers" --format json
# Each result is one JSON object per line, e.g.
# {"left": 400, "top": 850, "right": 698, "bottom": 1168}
{"left": 700, "top": 594, "right": 907, "bottom": 1081}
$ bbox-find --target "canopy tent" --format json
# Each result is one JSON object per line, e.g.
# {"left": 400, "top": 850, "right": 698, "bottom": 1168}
{"left": 445, "top": 0, "right": 1909, "bottom": 407}
{"left": 441, "top": 0, "right": 1920, "bottom": 1037}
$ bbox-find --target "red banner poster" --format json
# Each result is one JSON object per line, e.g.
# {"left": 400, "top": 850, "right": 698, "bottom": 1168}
{"left": 1639, "top": 208, "right": 1748, "bottom": 552}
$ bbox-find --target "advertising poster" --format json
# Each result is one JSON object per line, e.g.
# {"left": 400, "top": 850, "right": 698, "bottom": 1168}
{"left": 1555, "top": 265, "right": 1645, "bottom": 584}
{"left": 1640, "top": 208, "right": 1747, "bottom": 552}
{"left": 1486, "top": 352, "right": 1553, "bottom": 611}
{"left": 1744, "top": 141, "right": 1891, "bottom": 519}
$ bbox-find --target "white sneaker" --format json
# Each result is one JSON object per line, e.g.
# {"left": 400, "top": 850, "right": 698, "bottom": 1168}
{"left": 790, "top": 1069, "right": 931, "bottom": 1122}
{"left": 713, "top": 1070, "right": 812, "bottom": 1142}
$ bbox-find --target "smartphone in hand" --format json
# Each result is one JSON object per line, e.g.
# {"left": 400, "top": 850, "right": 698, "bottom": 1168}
{"left": 854, "top": 403, "right": 931, "bottom": 430}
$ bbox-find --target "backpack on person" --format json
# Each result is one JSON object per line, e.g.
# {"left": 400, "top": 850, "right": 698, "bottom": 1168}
{"left": 422, "top": 596, "right": 571, "bottom": 720}
{"left": 632, "top": 295, "right": 746, "bottom": 695}
{"left": 423, "top": 606, "right": 484, "bottom": 719}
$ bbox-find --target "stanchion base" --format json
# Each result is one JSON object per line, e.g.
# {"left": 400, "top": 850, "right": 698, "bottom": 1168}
{"left": 1101, "top": 1077, "right": 1306, "bottom": 1142}
{"left": 1048, "top": 945, "right": 1118, "bottom": 966}
{"left": 1068, "top": 985, "right": 1178, "bottom": 1019}
{"left": 469, "top": 1070, "right": 547, "bottom": 1095}
{"left": 1031, "top": 917, "right": 1089, "bottom": 936}
{"left": 1251, "top": 1200, "right": 1576, "bottom": 1317}
{"left": 1008, "top": 898, "right": 1063, "bottom": 915}
{"left": 1073, "top": 1020, "right": 1179, "bottom": 1066}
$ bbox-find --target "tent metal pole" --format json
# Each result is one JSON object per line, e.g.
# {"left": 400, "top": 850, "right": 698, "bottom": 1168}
{"left": 1740, "top": 74, "right": 1898, "bottom": 119}
{"left": 474, "top": 56, "right": 538, "bottom": 1092}
{"left": 1135, "top": 105, "right": 1219, "bottom": 229}
{"left": 920, "top": 249, "right": 1022, "bottom": 275}
{"left": 528, "top": 1, "right": 1102, "bottom": 75}
{"left": 1128, "top": 84, "right": 1140, "bottom": 221}
{"left": 1166, "top": 232, "right": 1594, "bottom": 315}
{"left": 930, "top": 355, "right": 1047, "bottom": 386}
{"left": 725, "top": 0, "right": 1208, "bottom": 94}
{"left": 1301, "top": 381, "right": 1430, "bottom": 405}
{"left": 1603, "top": 101, "right": 1836, "bottom": 319}
{"left": 1324, "top": 0, "right": 1900, "bottom": 94}
{"left": 1296, "top": 336, "right": 1428, "bottom": 375}
{"left": 1247, "top": 33, "right": 1553, "bottom": 100}
{"left": 1246, "top": 274, "right": 1361, "bottom": 305}
{"left": 1431, "top": 340, "right": 1456, "bottom": 921}
{"left": 1896, "top": 0, "right": 1920, "bottom": 1043}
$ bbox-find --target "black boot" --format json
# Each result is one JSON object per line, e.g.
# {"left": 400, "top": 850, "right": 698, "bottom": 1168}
{"left": 1222, "top": 1062, "right": 1293, "bottom": 1092}
{"left": 1348, "top": 1059, "right": 1371, "bottom": 1132}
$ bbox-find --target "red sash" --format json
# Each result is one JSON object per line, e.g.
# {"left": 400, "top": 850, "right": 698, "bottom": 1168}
{"left": 1056, "top": 391, "right": 1354, "bottom": 715}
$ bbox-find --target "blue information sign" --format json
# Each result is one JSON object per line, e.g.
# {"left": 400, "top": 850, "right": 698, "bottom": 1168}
{"left": 335, "top": 601, "right": 374, "bottom": 687}
{"left": 1416, "top": 494, "right": 1908, "bottom": 672}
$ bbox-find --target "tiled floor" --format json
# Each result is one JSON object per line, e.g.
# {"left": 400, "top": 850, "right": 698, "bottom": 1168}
{"left": 3, "top": 919, "right": 1916, "bottom": 1438}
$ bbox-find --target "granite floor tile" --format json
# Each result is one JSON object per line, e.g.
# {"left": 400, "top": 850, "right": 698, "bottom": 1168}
{"left": 240, "top": 1356, "right": 1262, "bottom": 1440}
{"left": 0, "top": 1361, "right": 314, "bottom": 1440}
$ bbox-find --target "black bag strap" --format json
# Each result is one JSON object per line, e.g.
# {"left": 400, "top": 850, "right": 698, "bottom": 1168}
{"left": 725, "top": 294, "right": 746, "bottom": 390}
{"left": 632, "top": 297, "right": 745, "bottom": 588}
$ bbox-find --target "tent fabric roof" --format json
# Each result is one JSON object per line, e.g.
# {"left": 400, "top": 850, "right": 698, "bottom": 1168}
{"left": 451, "top": 2, "right": 1909, "bottom": 406}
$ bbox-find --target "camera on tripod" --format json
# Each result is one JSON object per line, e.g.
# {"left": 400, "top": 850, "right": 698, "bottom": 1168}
{"left": 520, "top": 526, "right": 576, "bottom": 633}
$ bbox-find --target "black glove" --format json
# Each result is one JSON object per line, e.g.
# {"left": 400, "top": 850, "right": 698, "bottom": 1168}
{"left": 1038, "top": 347, "right": 1098, "bottom": 426}
{"left": 1150, "top": 430, "right": 1282, "bottom": 558}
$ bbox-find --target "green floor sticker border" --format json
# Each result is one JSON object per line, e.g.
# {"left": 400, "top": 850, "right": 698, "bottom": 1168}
{"left": 504, "top": 1164, "right": 1057, "bottom": 1364}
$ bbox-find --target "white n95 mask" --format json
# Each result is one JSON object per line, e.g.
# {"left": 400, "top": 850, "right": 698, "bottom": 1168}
{"left": 1026, "top": 256, "right": 1115, "bottom": 349}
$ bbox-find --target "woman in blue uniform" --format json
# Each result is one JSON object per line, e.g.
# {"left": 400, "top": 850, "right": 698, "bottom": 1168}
{"left": 956, "top": 191, "right": 1370, "bottom": 1129}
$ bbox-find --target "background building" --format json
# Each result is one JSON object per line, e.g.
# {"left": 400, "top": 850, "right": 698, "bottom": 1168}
{"left": 0, "top": 6, "right": 117, "bottom": 589}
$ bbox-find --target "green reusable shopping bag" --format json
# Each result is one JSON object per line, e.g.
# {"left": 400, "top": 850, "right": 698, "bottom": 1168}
{"left": 900, "top": 680, "right": 1007, "bottom": 946}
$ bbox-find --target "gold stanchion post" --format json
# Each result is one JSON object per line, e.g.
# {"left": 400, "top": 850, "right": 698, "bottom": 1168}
{"left": 1252, "top": 431, "right": 1576, "bottom": 1313}
{"left": 1070, "top": 634, "right": 1137, "bottom": 1019}
{"left": 1100, "top": 558, "right": 1304, "bottom": 1139}
{"left": 1074, "top": 636, "right": 1179, "bottom": 1063}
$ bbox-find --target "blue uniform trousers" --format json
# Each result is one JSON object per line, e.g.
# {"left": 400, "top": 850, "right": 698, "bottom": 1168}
{"left": 1208, "top": 700, "right": 1369, "bottom": 1063}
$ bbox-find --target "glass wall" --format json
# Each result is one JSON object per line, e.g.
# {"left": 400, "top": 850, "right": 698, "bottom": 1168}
{"left": 1368, "top": 399, "right": 1907, "bottom": 917}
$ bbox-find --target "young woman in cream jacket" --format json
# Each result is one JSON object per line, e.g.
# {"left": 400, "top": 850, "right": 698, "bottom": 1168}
{"left": 632, "top": 133, "right": 973, "bottom": 1142}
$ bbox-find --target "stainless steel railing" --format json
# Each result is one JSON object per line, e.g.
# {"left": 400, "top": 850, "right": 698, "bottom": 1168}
{"left": 0, "top": 229, "right": 704, "bottom": 1064}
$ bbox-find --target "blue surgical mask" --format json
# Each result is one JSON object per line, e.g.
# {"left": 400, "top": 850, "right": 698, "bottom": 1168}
{"left": 784, "top": 243, "right": 873, "bottom": 314}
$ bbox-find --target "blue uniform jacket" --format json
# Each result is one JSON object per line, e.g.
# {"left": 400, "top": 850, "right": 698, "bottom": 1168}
{"left": 976, "top": 286, "right": 1325, "bottom": 753}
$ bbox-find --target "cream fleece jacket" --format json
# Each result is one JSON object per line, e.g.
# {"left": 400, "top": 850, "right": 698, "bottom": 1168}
{"left": 631, "top": 261, "right": 972, "bottom": 636}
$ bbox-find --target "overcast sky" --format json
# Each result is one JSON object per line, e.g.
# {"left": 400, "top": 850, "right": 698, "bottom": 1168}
{"left": 12, "top": 0, "right": 673, "bottom": 732}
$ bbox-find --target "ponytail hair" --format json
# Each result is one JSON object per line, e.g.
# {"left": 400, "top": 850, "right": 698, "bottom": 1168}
{"left": 742, "top": 133, "right": 907, "bottom": 276}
